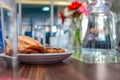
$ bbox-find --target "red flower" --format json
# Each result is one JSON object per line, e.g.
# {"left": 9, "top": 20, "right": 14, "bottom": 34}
{"left": 59, "top": 11, "right": 65, "bottom": 24}
{"left": 79, "top": 4, "right": 88, "bottom": 16}
{"left": 59, "top": 1, "right": 88, "bottom": 24}
{"left": 68, "top": 1, "right": 82, "bottom": 10}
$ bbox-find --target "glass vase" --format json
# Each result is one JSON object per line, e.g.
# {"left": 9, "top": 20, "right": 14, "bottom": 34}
{"left": 72, "top": 17, "right": 82, "bottom": 48}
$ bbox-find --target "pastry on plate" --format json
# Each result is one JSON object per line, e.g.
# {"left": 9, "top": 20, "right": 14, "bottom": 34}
{"left": 47, "top": 48, "right": 65, "bottom": 53}
{"left": 18, "top": 35, "right": 48, "bottom": 53}
{"left": 5, "top": 35, "right": 65, "bottom": 55}
{"left": 5, "top": 39, "right": 13, "bottom": 56}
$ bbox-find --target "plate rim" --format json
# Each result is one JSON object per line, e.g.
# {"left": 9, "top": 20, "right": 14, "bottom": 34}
{"left": 2, "top": 50, "right": 74, "bottom": 64}
{"left": 18, "top": 50, "right": 74, "bottom": 56}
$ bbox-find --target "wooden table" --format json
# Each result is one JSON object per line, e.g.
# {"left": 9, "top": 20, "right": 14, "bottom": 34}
{"left": 16, "top": 57, "right": 120, "bottom": 80}
{"left": 1, "top": 57, "right": 120, "bottom": 80}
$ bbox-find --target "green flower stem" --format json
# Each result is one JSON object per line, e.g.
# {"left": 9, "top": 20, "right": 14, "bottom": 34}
{"left": 73, "top": 17, "right": 82, "bottom": 47}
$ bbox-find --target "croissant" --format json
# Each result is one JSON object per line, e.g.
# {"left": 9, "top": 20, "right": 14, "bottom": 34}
{"left": 18, "top": 35, "right": 48, "bottom": 53}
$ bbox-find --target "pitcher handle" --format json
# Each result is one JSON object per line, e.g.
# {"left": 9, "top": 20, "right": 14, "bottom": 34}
{"left": 110, "top": 11, "right": 116, "bottom": 47}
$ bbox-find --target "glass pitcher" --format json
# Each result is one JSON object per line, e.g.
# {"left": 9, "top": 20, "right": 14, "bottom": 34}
{"left": 82, "top": 0, "right": 117, "bottom": 63}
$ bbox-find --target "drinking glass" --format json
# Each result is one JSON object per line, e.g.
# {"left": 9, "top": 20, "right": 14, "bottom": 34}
{"left": 0, "top": 0, "right": 18, "bottom": 79}
{"left": 32, "top": 25, "right": 46, "bottom": 47}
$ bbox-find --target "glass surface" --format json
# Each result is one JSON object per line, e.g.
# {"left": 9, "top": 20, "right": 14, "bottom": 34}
{"left": 72, "top": 49, "right": 120, "bottom": 63}
{"left": 0, "top": 0, "right": 18, "bottom": 79}
{"left": 56, "top": 24, "right": 71, "bottom": 49}
{"left": 32, "top": 25, "right": 46, "bottom": 47}
{"left": 81, "top": 0, "right": 119, "bottom": 63}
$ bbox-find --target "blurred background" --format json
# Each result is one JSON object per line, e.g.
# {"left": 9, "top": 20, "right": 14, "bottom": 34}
{"left": 16, "top": 0, "right": 120, "bottom": 47}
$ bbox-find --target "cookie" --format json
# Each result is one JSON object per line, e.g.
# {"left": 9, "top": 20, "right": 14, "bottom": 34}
{"left": 5, "top": 39, "right": 13, "bottom": 56}
{"left": 47, "top": 48, "right": 65, "bottom": 53}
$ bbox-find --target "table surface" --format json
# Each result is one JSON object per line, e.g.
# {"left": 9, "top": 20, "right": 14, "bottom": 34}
{"left": 1, "top": 57, "right": 120, "bottom": 80}
{"left": 17, "top": 57, "right": 120, "bottom": 80}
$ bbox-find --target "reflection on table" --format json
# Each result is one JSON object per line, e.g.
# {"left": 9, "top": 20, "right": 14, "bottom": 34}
{"left": 72, "top": 48, "right": 120, "bottom": 63}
